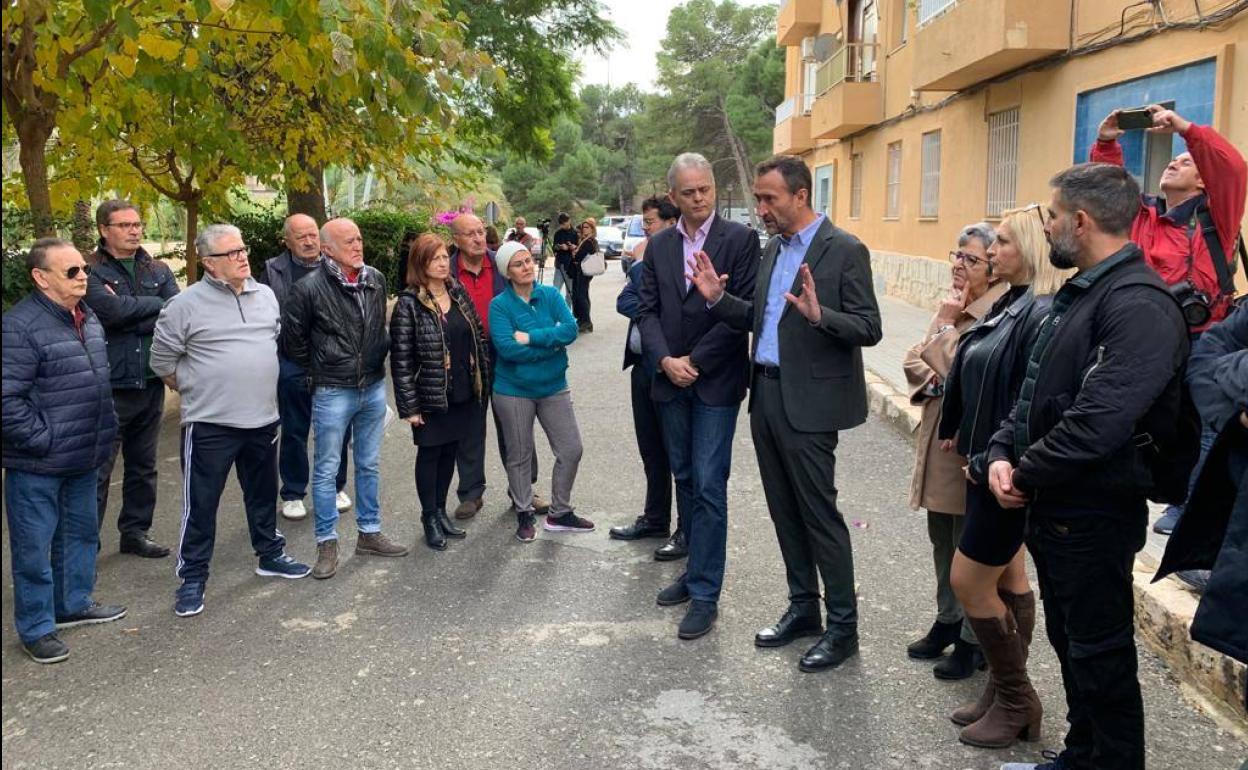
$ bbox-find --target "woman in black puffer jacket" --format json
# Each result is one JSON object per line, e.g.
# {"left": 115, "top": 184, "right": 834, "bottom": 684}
{"left": 390, "top": 234, "right": 490, "bottom": 550}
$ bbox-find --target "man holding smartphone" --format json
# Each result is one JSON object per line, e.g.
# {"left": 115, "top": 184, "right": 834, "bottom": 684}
{"left": 1092, "top": 104, "right": 1247, "bottom": 536}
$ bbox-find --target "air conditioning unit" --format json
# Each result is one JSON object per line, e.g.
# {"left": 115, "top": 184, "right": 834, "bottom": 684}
{"left": 801, "top": 37, "right": 816, "bottom": 61}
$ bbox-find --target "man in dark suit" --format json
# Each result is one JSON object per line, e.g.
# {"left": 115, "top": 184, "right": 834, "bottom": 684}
{"left": 689, "top": 155, "right": 882, "bottom": 670}
{"left": 636, "top": 153, "right": 760, "bottom": 640}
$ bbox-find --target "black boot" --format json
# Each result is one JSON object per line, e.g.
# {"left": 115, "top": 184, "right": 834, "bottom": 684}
{"left": 435, "top": 507, "right": 466, "bottom": 539}
{"left": 934, "top": 637, "right": 985, "bottom": 680}
{"left": 421, "top": 511, "right": 447, "bottom": 551}
{"left": 907, "top": 619, "right": 962, "bottom": 659}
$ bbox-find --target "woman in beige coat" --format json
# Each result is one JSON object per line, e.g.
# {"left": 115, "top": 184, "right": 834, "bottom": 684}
{"left": 903, "top": 223, "right": 1007, "bottom": 679}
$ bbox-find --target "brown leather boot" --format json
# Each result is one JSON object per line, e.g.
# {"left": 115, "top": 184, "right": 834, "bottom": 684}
{"left": 311, "top": 539, "right": 339, "bottom": 580}
{"left": 355, "top": 532, "right": 410, "bottom": 557}
{"left": 958, "top": 614, "right": 1042, "bottom": 748}
{"left": 951, "top": 590, "right": 1036, "bottom": 726}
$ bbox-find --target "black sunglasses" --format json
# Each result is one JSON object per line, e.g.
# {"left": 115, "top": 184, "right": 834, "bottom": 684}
{"left": 39, "top": 264, "right": 92, "bottom": 279}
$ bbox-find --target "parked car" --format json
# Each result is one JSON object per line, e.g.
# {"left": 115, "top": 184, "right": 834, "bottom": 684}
{"left": 600, "top": 214, "right": 629, "bottom": 229}
{"left": 597, "top": 225, "right": 624, "bottom": 260}
{"left": 621, "top": 215, "right": 646, "bottom": 273}
{"left": 503, "top": 226, "right": 545, "bottom": 261}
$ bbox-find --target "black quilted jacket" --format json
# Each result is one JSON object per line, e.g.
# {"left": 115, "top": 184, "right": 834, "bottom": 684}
{"left": 389, "top": 284, "right": 490, "bottom": 418}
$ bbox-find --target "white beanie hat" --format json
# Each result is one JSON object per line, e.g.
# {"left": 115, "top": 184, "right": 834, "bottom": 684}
{"left": 494, "top": 240, "right": 529, "bottom": 279}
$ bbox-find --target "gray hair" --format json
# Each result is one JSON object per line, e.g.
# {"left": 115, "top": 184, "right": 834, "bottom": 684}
{"left": 195, "top": 223, "right": 242, "bottom": 260}
{"left": 667, "top": 152, "right": 715, "bottom": 190}
{"left": 957, "top": 222, "right": 996, "bottom": 251}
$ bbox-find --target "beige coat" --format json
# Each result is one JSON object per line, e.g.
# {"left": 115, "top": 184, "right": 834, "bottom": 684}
{"left": 904, "top": 283, "right": 1009, "bottom": 513}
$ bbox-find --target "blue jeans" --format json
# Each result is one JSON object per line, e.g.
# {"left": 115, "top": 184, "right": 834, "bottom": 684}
{"left": 4, "top": 470, "right": 99, "bottom": 643}
{"left": 277, "top": 356, "right": 349, "bottom": 501}
{"left": 311, "top": 380, "right": 387, "bottom": 542}
{"left": 657, "top": 389, "right": 740, "bottom": 604}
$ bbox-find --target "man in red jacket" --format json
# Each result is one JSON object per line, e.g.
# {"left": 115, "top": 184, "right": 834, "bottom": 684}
{"left": 1093, "top": 105, "right": 1247, "bottom": 535}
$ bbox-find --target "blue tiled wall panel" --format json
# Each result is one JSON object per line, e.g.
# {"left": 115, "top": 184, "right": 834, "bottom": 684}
{"left": 1073, "top": 59, "right": 1217, "bottom": 173}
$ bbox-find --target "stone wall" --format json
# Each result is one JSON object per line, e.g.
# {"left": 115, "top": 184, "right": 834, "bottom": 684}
{"left": 868, "top": 249, "right": 950, "bottom": 311}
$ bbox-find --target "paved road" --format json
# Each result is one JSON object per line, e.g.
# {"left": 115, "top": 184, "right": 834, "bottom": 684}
{"left": 4, "top": 266, "right": 1245, "bottom": 769}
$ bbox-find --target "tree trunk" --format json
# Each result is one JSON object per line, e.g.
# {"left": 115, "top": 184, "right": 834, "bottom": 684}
{"left": 285, "top": 144, "right": 327, "bottom": 223}
{"left": 71, "top": 200, "right": 95, "bottom": 254}
{"left": 183, "top": 197, "right": 200, "bottom": 284}
{"left": 16, "top": 117, "right": 56, "bottom": 238}
{"left": 718, "top": 103, "right": 758, "bottom": 229}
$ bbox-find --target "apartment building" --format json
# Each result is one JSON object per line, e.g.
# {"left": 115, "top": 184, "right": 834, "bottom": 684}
{"left": 773, "top": 0, "right": 1248, "bottom": 308}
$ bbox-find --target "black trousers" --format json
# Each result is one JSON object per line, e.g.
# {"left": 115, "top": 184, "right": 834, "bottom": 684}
{"left": 175, "top": 421, "right": 285, "bottom": 584}
{"left": 416, "top": 442, "right": 458, "bottom": 514}
{"left": 630, "top": 364, "right": 675, "bottom": 531}
{"left": 751, "top": 374, "right": 857, "bottom": 629}
{"left": 570, "top": 266, "right": 593, "bottom": 326}
{"left": 456, "top": 396, "right": 537, "bottom": 503}
{"left": 96, "top": 379, "right": 165, "bottom": 536}
{"left": 1026, "top": 503, "right": 1147, "bottom": 770}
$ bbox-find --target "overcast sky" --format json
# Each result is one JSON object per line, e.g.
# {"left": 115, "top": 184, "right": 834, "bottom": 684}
{"left": 576, "top": 0, "right": 777, "bottom": 91}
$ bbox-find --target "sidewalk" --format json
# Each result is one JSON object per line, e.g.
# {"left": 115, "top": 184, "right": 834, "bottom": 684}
{"left": 869, "top": 292, "right": 1248, "bottom": 729}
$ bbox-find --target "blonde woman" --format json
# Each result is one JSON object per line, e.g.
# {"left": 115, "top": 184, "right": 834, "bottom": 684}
{"left": 569, "top": 218, "right": 598, "bottom": 332}
{"left": 937, "top": 205, "right": 1073, "bottom": 749}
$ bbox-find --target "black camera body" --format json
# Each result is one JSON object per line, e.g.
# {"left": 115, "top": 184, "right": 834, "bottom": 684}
{"left": 1168, "top": 279, "right": 1212, "bottom": 328}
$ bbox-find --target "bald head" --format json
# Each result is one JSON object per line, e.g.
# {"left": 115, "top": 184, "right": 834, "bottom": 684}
{"left": 450, "top": 213, "right": 487, "bottom": 264}
{"left": 320, "top": 217, "right": 364, "bottom": 270}
{"left": 283, "top": 214, "right": 320, "bottom": 260}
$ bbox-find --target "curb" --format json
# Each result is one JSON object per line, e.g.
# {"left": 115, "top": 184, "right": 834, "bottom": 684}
{"left": 864, "top": 365, "right": 1248, "bottom": 731}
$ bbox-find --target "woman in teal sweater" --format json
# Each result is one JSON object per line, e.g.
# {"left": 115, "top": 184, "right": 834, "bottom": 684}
{"left": 489, "top": 241, "right": 594, "bottom": 543}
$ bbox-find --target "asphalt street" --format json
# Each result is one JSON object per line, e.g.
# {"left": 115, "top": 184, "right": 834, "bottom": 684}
{"left": 3, "top": 265, "right": 1246, "bottom": 769}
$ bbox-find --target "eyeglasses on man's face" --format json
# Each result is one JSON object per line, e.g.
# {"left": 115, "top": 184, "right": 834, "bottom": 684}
{"left": 106, "top": 220, "right": 144, "bottom": 231}
{"left": 203, "top": 246, "right": 250, "bottom": 261}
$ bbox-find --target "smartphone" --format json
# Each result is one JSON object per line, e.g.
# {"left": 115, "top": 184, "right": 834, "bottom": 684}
{"left": 1116, "top": 107, "right": 1154, "bottom": 130}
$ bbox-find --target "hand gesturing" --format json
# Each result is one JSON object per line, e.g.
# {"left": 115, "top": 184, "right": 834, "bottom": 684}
{"left": 783, "top": 264, "right": 822, "bottom": 324}
{"left": 686, "top": 251, "right": 727, "bottom": 304}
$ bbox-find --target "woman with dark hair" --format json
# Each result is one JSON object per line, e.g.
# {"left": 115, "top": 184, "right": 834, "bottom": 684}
{"left": 389, "top": 233, "right": 491, "bottom": 550}
{"left": 484, "top": 225, "right": 501, "bottom": 253}
{"left": 569, "top": 218, "right": 598, "bottom": 333}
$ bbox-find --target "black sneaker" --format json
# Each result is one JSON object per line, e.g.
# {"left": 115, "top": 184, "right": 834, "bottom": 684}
{"left": 656, "top": 575, "right": 691, "bottom": 606}
{"left": 678, "top": 600, "right": 718, "bottom": 640}
{"left": 23, "top": 633, "right": 69, "bottom": 664}
{"left": 174, "top": 581, "right": 205, "bottom": 618}
{"left": 55, "top": 601, "right": 127, "bottom": 629}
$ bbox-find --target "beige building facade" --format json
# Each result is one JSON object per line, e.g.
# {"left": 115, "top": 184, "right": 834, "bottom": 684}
{"left": 773, "top": 0, "right": 1248, "bottom": 308}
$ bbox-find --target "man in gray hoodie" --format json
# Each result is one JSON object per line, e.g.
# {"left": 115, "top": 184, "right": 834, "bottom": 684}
{"left": 151, "top": 224, "right": 311, "bottom": 619}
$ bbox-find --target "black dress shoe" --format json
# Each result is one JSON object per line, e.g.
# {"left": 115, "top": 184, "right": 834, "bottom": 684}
{"left": 120, "top": 534, "right": 170, "bottom": 559}
{"left": 907, "top": 618, "right": 962, "bottom": 659}
{"left": 799, "top": 630, "right": 859, "bottom": 672}
{"left": 932, "top": 638, "right": 984, "bottom": 680}
{"left": 654, "top": 531, "right": 688, "bottom": 561}
{"left": 609, "top": 516, "right": 669, "bottom": 541}
{"left": 656, "top": 575, "right": 690, "bottom": 606}
{"left": 755, "top": 608, "right": 824, "bottom": 648}
{"left": 678, "top": 600, "right": 718, "bottom": 640}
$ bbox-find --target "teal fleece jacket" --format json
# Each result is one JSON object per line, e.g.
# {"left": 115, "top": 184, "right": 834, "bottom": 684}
{"left": 488, "top": 284, "right": 578, "bottom": 399}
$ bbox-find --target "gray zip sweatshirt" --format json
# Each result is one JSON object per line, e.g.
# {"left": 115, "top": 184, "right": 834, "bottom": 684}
{"left": 150, "top": 275, "right": 280, "bottom": 429}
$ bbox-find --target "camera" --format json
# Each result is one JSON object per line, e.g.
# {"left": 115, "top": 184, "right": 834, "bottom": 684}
{"left": 1168, "top": 280, "right": 1211, "bottom": 328}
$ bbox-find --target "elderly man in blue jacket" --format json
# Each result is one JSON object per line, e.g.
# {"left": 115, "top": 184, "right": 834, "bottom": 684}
{"left": 2, "top": 238, "right": 127, "bottom": 664}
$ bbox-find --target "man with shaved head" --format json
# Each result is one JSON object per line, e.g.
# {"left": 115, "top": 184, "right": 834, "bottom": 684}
{"left": 447, "top": 213, "right": 548, "bottom": 520}
{"left": 282, "top": 217, "right": 409, "bottom": 579}
{"left": 260, "top": 214, "right": 352, "bottom": 523}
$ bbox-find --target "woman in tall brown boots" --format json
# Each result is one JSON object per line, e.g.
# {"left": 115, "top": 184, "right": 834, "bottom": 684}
{"left": 938, "top": 205, "right": 1072, "bottom": 748}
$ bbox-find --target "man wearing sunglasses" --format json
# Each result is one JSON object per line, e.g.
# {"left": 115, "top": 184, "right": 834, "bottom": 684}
{"left": 84, "top": 199, "right": 180, "bottom": 559}
{"left": 3, "top": 238, "right": 127, "bottom": 663}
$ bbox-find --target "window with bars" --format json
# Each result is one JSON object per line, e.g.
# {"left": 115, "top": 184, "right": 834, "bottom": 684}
{"left": 920, "top": 131, "right": 941, "bottom": 218}
{"left": 917, "top": 0, "right": 956, "bottom": 25}
{"left": 850, "top": 153, "right": 864, "bottom": 219}
{"left": 885, "top": 141, "right": 902, "bottom": 219}
{"left": 986, "top": 107, "right": 1020, "bottom": 218}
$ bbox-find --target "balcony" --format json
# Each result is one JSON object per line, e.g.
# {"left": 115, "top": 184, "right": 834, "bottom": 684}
{"left": 777, "top": 0, "right": 821, "bottom": 47}
{"left": 773, "top": 93, "right": 816, "bottom": 154}
{"left": 912, "top": 0, "right": 1070, "bottom": 91}
{"left": 810, "top": 44, "right": 882, "bottom": 140}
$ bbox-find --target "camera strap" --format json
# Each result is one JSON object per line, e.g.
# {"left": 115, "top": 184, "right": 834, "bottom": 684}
{"left": 1194, "top": 204, "right": 1244, "bottom": 297}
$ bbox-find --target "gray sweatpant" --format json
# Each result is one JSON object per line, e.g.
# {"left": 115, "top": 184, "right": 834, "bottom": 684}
{"left": 492, "top": 391, "right": 583, "bottom": 516}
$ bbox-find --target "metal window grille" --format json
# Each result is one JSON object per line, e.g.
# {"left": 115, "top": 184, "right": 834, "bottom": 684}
{"left": 886, "top": 141, "right": 902, "bottom": 219}
{"left": 986, "top": 107, "right": 1020, "bottom": 218}
{"left": 920, "top": 131, "right": 941, "bottom": 218}
{"left": 917, "top": 0, "right": 957, "bottom": 25}
{"left": 850, "top": 153, "right": 864, "bottom": 218}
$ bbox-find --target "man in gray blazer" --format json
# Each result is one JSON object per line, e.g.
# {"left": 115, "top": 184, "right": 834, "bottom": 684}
{"left": 689, "top": 155, "right": 882, "bottom": 671}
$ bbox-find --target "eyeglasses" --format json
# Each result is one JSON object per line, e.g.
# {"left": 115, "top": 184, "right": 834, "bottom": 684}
{"left": 948, "top": 250, "right": 985, "bottom": 267}
{"left": 106, "top": 221, "right": 144, "bottom": 231}
{"left": 1019, "top": 202, "right": 1047, "bottom": 229}
{"left": 203, "top": 247, "right": 250, "bottom": 261}
{"left": 38, "top": 264, "right": 91, "bottom": 279}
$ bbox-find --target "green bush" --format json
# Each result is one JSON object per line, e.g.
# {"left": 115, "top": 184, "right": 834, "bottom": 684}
{"left": 233, "top": 210, "right": 286, "bottom": 279}
{"left": 3, "top": 250, "right": 34, "bottom": 312}
{"left": 344, "top": 208, "right": 429, "bottom": 294}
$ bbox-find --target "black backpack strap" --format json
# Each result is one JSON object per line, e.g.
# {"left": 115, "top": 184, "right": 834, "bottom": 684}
{"left": 1196, "top": 204, "right": 1240, "bottom": 296}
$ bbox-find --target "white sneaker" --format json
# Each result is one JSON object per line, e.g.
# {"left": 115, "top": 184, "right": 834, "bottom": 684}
{"left": 335, "top": 491, "right": 352, "bottom": 511}
{"left": 281, "top": 500, "right": 307, "bottom": 520}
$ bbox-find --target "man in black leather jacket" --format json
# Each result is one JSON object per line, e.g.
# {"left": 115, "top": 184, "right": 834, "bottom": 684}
{"left": 281, "top": 217, "right": 408, "bottom": 579}
{"left": 987, "top": 163, "right": 1187, "bottom": 770}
